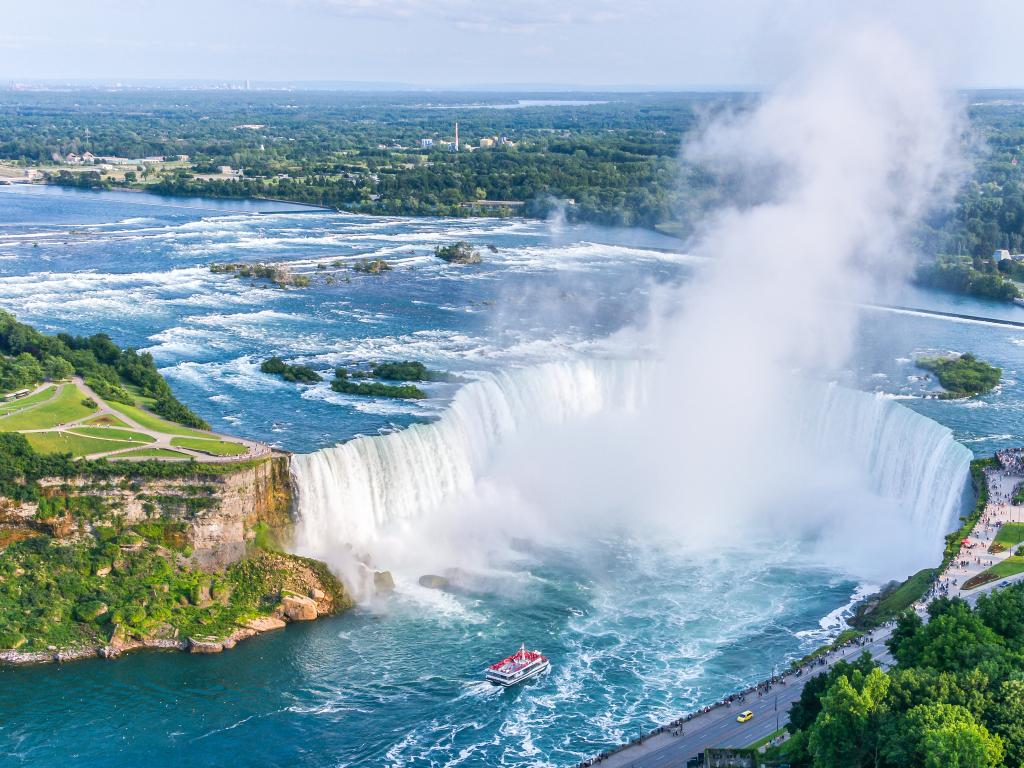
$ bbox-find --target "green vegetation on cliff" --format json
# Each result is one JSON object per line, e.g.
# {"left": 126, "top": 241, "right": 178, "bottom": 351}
{"left": 917, "top": 353, "right": 1002, "bottom": 398}
{"left": 915, "top": 258, "right": 1021, "bottom": 302}
{"left": 0, "top": 532, "right": 345, "bottom": 653}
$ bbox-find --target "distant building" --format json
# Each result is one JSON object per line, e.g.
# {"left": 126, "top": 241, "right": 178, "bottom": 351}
{"left": 479, "top": 137, "right": 496, "bottom": 148}
{"left": 65, "top": 152, "right": 82, "bottom": 164}
{"left": 81, "top": 151, "right": 96, "bottom": 163}
{"left": 420, "top": 138, "right": 434, "bottom": 149}
{"left": 995, "top": 249, "right": 1013, "bottom": 261}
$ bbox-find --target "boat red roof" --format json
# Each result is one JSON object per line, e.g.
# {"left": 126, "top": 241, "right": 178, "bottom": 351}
{"left": 489, "top": 647, "right": 546, "bottom": 671}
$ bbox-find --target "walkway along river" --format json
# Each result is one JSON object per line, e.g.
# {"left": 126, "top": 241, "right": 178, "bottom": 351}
{"left": 584, "top": 460, "right": 1024, "bottom": 768}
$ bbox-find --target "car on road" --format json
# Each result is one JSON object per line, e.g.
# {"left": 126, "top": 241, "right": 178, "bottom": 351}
{"left": 737, "top": 710, "right": 754, "bottom": 723}
{"left": 1000, "top": 581, "right": 1011, "bottom": 587}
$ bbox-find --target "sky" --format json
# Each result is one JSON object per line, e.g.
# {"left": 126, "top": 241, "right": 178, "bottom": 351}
{"left": 1, "top": 0, "right": 1022, "bottom": 89}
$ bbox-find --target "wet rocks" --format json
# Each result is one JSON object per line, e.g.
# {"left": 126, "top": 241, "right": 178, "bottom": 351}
{"left": 282, "top": 593, "right": 318, "bottom": 621}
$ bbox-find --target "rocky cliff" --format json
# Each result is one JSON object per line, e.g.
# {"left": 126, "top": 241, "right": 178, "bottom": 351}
{"left": 0, "top": 455, "right": 354, "bottom": 663}
{"left": 9, "top": 455, "right": 295, "bottom": 569}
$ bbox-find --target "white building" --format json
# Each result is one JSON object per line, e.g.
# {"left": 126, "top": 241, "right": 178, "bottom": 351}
{"left": 995, "top": 249, "right": 1013, "bottom": 261}
{"left": 420, "top": 138, "right": 434, "bottom": 149}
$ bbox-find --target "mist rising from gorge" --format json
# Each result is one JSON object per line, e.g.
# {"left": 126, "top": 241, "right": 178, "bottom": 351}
{"left": 293, "top": 25, "right": 972, "bottom": 595}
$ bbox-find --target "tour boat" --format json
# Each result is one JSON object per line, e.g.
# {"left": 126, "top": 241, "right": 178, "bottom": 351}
{"left": 485, "top": 644, "right": 550, "bottom": 686}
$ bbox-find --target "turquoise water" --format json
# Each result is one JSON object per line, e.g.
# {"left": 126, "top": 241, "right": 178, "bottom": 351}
{"left": 0, "top": 187, "right": 1022, "bottom": 767}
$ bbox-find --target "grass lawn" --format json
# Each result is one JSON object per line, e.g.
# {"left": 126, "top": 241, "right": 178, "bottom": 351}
{"left": 24, "top": 431, "right": 139, "bottom": 457}
{"left": 0, "top": 384, "right": 95, "bottom": 431}
{"left": 68, "top": 426, "right": 155, "bottom": 444}
{"left": 170, "top": 437, "right": 248, "bottom": 456}
{"left": 111, "top": 447, "right": 192, "bottom": 459}
{"left": 106, "top": 400, "right": 212, "bottom": 438}
{"left": 992, "top": 523, "right": 1024, "bottom": 552}
{"left": 748, "top": 727, "right": 786, "bottom": 751}
{"left": 83, "top": 413, "right": 131, "bottom": 428}
{"left": 0, "top": 385, "right": 55, "bottom": 414}
{"left": 964, "top": 557, "right": 1024, "bottom": 590}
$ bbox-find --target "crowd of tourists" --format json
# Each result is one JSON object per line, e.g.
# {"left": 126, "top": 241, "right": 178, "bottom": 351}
{"left": 997, "top": 447, "right": 1024, "bottom": 475}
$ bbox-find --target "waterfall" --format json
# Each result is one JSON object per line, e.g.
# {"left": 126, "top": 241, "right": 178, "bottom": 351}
{"left": 795, "top": 384, "right": 973, "bottom": 542}
{"left": 291, "top": 359, "right": 972, "bottom": 593}
{"left": 291, "top": 359, "right": 650, "bottom": 589}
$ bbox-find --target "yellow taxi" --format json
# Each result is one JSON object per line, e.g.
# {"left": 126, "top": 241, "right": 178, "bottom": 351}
{"left": 737, "top": 710, "right": 754, "bottom": 723}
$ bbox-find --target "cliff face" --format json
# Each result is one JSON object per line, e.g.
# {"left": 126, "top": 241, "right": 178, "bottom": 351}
{"left": 0, "top": 455, "right": 356, "bottom": 662}
{"left": 27, "top": 455, "right": 295, "bottom": 570}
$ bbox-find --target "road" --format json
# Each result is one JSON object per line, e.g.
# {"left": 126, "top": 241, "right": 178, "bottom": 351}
{"left": 594, "top": 632, "right": 894, "bottom": 768}
{"left": 593, "top": 464, "right": 1024, "bottom": 768}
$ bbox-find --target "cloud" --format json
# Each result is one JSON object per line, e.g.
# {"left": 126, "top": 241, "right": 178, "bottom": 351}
{"left": 281, "top": 0, "right": 634, "bottom": 33}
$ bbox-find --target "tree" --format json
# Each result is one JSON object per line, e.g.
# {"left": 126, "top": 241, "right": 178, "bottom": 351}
{"left": 987, "top": 679, "right": 1024, "bottom": 767}
{"left": 921, "top": 719, "right": 1003, "bottom": 768}
{"left": 808, "top": 668, "right": 890, "bottom": 768}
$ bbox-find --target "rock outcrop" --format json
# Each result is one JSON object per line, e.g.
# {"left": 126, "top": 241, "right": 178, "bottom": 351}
{"left": 282, "top": 593, "right": 318, "bottom": 621}
{"left": 35, "top": 455, "right": 293, "bottom": 570}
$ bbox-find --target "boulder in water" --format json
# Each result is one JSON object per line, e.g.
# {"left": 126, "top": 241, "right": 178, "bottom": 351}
{"left": 189, "top": 637, "right": 224, "bottom": 654}
{"left": 282, "top": 594, "right": 319, "bottom": 621}
{"left": 246, "top": 615, "right": 287, "bottom": 633}
{"left": 418, "top": 574, "right": 449, "bottom": 590}
{"left": 375, "top": 571, "right": 396, "bottom": 592}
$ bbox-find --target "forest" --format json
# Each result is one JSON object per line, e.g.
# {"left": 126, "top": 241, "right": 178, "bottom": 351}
{"left": 771, "top": 591, "right": 1024, "bottom": 768}
{"left": 5, "top": 90, "right": 1024, "bottom": 291}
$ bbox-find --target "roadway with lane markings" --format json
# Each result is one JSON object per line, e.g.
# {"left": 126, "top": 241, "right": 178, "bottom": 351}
{"left": 592, "top": 631, "right": 894, "bottom": 768}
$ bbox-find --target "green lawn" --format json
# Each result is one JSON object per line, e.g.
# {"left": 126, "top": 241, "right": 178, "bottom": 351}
{"left": 83, "top": 413, "right": 131, "bottom": 428}
{"left": 993, "top": 523, "right": 1024, "bottom": 551}
{"left": 170, "top": 437, "right": 248, "bottom": 456}
{"left": 68, "top": 426, "right": 155, "bottom": 444}
{"left": 964, "top": 557, "right": 1024, "bottom": 590}
{"left": 24, "top": 431, "right": 139, "bottom": 457}
{"left": 106, "top": 400, "right": 213, "bottom": 438}
{"left": 111, "top": 447, "right": 192, "bottom": 459}
{"left": 0, "top": 384, "right": 95, "bottom": 431}
{"left": 0, "top": 385, "right": 55, "bottom": 414}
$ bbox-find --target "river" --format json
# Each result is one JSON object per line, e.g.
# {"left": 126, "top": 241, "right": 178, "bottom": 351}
{"left": 0, "top": 186, "right": 1020, "bottom": 767}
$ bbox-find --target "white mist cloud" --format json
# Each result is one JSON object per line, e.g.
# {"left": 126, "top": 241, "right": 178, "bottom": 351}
{"left": 294, "top": 24, "right": 971, "bottom": 596}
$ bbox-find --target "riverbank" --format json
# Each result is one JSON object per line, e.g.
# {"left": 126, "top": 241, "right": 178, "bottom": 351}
{"left": 580, "top": 454, "right": 997, "bottom": 767}
{"left": 0, "top": 549, "right": 348, "bottom": 666}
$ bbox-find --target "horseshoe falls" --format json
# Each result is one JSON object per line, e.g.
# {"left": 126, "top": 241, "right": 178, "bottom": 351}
{"left": 292, "top": 359, "right": 972, "bottom": 597}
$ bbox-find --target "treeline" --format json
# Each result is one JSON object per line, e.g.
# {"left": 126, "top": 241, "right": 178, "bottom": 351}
{"left": 0, "top": 311, "right": 207, "bottom": 429}
{"left": 0, "top": 89, "right": 729, "bottom": 230}
{"left": 771, "top": 590, "right": 1024, "bottom": 767}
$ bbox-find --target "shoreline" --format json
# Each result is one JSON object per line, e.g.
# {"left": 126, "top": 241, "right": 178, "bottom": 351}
{"left": 578, "top": 455, "right": 999, "bottom": 767}
{"left": 0, "top": 593, "right": 342, "bottom": 667}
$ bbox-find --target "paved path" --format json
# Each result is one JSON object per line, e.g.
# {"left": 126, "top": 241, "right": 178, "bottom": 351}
{"left": 588, "top": 465, "right": 1024, "bottom": 768}
{"left": 12, "top": 377, "right": 271, "bottom": 463}
{"left": 929, "top": 467, "right": 1024, "bottom": 602}
{"left": 592, "top": 631, "right": 894, "bottom": 768}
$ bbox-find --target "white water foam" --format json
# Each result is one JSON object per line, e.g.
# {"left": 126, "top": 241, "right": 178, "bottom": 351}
{"left": 291, "top": 358, "right": 971, "bottom": 598}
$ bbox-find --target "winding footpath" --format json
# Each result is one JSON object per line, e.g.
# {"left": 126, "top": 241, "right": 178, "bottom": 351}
{"left": 11, "top": 377, "right": 270, "bottom": 463}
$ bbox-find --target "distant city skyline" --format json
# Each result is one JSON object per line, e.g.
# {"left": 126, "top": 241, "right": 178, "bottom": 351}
{"left": 1, "top": 0, "right": 1022, "bottom": 89}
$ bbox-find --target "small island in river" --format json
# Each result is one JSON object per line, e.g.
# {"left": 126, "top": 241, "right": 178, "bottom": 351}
{"left": 916, "top": 352, "right": 1001, "bottom": 399}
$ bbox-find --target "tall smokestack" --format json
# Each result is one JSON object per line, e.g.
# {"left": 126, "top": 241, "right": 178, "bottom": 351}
{"left": 455, "top": 122, "right": 459, "bottom": 151}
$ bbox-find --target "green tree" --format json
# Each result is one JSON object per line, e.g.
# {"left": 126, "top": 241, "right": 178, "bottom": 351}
{"left": 808, "top": 667, "right": 890, "bottom": 768}
{"left": 921, "top": 719, "right": 1003, "bottom": 768}
{"left": 987, "top": 679, "right": 1024, "bottom": 767}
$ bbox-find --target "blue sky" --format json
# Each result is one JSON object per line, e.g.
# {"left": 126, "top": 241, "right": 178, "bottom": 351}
{"left": 1, "top": 0, "right": 1021, "bottom": 88}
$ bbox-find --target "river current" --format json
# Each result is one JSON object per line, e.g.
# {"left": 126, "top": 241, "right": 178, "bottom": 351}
{"left": 0, "top": 186, "right": 1021, "bottom": 767}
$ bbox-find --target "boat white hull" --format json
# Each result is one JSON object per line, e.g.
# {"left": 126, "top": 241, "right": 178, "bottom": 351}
{"left": 487, "top": 659, "right": 550, "bottom": 686}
